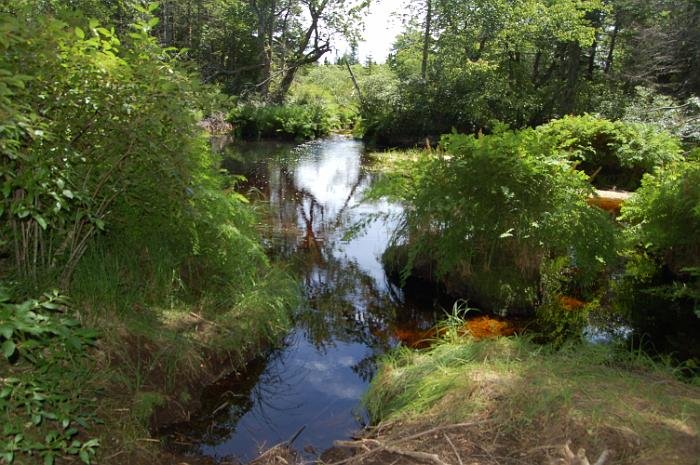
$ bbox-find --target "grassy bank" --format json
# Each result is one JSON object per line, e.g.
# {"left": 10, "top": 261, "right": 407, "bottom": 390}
{"left": 0, "top": 7, "right": 300, "bottom": 465}
{"left": 1, "top": 265, "right": 298, "bottom": 465}
{"left": 357, "top": 335, "right": 699, "bottom": 465}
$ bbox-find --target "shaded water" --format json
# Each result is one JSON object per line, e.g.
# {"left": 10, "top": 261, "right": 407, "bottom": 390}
{"left": 165, "top": 136, "right": 446, "bottom": 462}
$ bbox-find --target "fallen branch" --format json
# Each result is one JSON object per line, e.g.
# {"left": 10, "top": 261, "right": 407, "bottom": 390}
{"left": 396, "top": 420, "right": 490, "bottom": 444}
{"left": 327, "top": 421, "right": 489, "bottom": 465}
{"left": 381, "top": 444, "right": 450, "bottom": 465}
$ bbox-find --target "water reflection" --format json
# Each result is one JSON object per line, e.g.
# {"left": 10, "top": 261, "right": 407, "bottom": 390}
{"left": 165, "top": 136, "right": 441, "bottom": 462}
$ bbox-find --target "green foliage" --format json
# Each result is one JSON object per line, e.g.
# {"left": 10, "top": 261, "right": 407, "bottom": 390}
{"left": 0, "top": 288, "right": 99, "bottom": 464}
{"left": 534, "top": 258, "right": 600, "bottom": 345}
{"left": 0, "top": 6, "right": 216, "bottom": 286}
{"left": 230, "top": 102, "right": 335, "bottom": 140}
{"left": 539, "top": 114, "right": 683, "bottom": 190}
{"left": 616, "top": 159, "right": 700, "bottom": 364}
{"left": 289, "top": 64, "right": 363, "bottom": 129}
{"left": 358, "top": 0, "right": 613, "bottom": 145}
{"left": 358, "top": 0, "right": 699, "bottom": 147}
{"left": 373, "top": 127, "right": 617, "bottom": 314}
{"left": 0, "top": 5, "right": 299, "bottom": 462}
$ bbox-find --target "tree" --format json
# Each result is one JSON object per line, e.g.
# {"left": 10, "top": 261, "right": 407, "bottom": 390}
{"left": 613, "top": 0, "right": 700, "bottom": 97}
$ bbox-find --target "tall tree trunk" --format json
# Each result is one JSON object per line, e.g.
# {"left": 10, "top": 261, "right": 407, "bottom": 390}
{"left": 253, "top": 0, "right": 276, "bottom": 98}
{"left": 605, "top": 20, "right": 618, "bottom": 74}
{"left": 587, "top": 37, "right": 597, "bottom": 80}
{"left": 272, "top": 1, "right": 330, "bottom": 102}
{"left": 345, "top": 61, "right": 363, "bottom": 105}
{"left": 421, "top": 0, "right": 432, "bottom": 80}
{"left": 562, "top": 42, "right": 582, "bottom": 114}
{"left": 532, "top": 50, "right": 541, "bottom": 84}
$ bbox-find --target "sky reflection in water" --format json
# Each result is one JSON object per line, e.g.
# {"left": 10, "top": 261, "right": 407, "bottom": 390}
{"left": 180, "top": 136, "right": 439, "bottom": 462}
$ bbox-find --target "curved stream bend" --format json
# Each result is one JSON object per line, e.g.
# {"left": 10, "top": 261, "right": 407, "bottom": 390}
{"left": 165, "top": 136, "right": 442, "bottom": 462}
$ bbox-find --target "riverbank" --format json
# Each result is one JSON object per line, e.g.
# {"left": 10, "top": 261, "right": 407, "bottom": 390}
{"left": 0, "top": 11, "right": 306, "bottom": 464}
{"left": 315, "top": 335, "right": 699, "bottom": 465}
{"left": 0, "top": 262, "right": 299, "bottom": 465}
{"left": 85, "top": 271, "right": 298, "bottom": 465}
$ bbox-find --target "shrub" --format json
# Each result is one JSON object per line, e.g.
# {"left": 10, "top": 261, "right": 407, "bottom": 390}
{"left": 616, "top": 159, "right": 700, "bottom": 364}
{"left": 230, "top": 102, "right": 334, "bottom": 140}
{"left": 0, "top": 288, "right": 99, "bottom": 464}
{"left": 0, "top": 8, "right": 299, "bottom": 461}
{"left": 374, "top": 128, "right": 617, "bottom": 314}
{"left": 289, "top": 64, "right": 361, "bottom": 130}
{"left": 0, "top": 8, "right": 219, "bottom": 287}
{"left": 538, "top": 114, "right": 683, "bottom": 190}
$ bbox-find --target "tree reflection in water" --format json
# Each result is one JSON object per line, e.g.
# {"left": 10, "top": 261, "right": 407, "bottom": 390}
{"left": 164, "top": 136, "right": 441, "bottom": 462}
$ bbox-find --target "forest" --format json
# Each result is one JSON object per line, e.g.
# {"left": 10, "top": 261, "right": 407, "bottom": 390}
{"left": 0, "top": 0, "right": 698, "bottom": 464}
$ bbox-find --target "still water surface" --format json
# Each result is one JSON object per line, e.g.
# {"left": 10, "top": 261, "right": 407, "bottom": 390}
{"left": 167, "top": 136, "right": 443, "bottom": 462}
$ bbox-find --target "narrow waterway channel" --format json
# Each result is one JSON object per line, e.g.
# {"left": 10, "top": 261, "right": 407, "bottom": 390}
{"left": 165, "top": 135, "right": 445, "bottom": 463}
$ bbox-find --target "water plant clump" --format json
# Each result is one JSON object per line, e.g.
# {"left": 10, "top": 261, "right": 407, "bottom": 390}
{"left": 372, "top": 125, "right": 618, "bottom": 317}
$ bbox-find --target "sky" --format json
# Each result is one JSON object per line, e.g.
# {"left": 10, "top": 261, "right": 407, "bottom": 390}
{"left": 333, "top": 0, "right": 405, "bottom": 63}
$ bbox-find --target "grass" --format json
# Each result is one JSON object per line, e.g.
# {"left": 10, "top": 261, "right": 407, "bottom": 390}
{"left": 364, "top": 335, "right": 700, "bottom": 464}
{"left": 64, "top": 239, "right": 301, "bottom": 464}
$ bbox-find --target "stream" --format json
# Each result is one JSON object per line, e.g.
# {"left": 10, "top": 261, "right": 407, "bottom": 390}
{"left": 164, "top": 135, "right": 446, "bottom": 462}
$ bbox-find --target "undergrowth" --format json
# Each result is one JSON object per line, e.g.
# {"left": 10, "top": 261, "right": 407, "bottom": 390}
{"left": 0, "top": 289, "right": 99, "bottom": 465}
{"left": 369, "top": 126, "right": 617, "bottom": 315}
{"left": 365, "top": 333, "right": 700, "bottom": 464}
{"left": 230, "top": 102, "right": 336, "bottom": 140}
{"left": 0, "top": 5, "right": 300, "bottom": 463}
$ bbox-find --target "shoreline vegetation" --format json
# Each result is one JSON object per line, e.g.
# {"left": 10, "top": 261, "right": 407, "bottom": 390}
{"left": 0, "top": 5, "right": 299, "bottom": 465}
{"left": 1, "top": 0, "right": 699, "bottom": 464}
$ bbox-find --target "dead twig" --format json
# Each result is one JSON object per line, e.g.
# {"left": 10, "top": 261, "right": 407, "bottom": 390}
{"left": 443, "top": 433, "right": 463, "bottom": 465}
{"left": 381, "top": 443, "right": 450, "bottom": 465}
{"left": 550, "top": 440, "right": 610, "bottom": 465}
{"left": 396, "top": 420, "right": 491, "bottom": 444}
{"left": 327, "top": 421, "right": 489, "bottom": 465}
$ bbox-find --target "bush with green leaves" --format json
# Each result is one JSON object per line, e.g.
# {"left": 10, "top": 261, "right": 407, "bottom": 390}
{"left": 374, "top": 128, "right": 617, "bottom": 314}
{"left": 230, "top": 102, "right": 334, "bottom": 140}
{"left": 538, "top": 114, "right": 683, "bottom": 190}
{"left": 289, "top": 64, "right": 362, "bottom": 130}
{"left": 0, "top": 3, "right": 281, "bottom": 296}
{"left": 616, "top": 158, "right": 700, "bottom": 364}
{"left": 0, "top": 5, "right": 299, "bottom": 460}
{"left": 0, "top": 288, "right": 99, "bottom": 465}
{"left": 0, "top": 3, "right": 219, "bottom": 287}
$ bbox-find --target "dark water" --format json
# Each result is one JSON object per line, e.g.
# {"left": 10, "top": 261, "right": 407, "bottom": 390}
{"left": 165, "top": 136, "right": 445, "bottom": 462}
